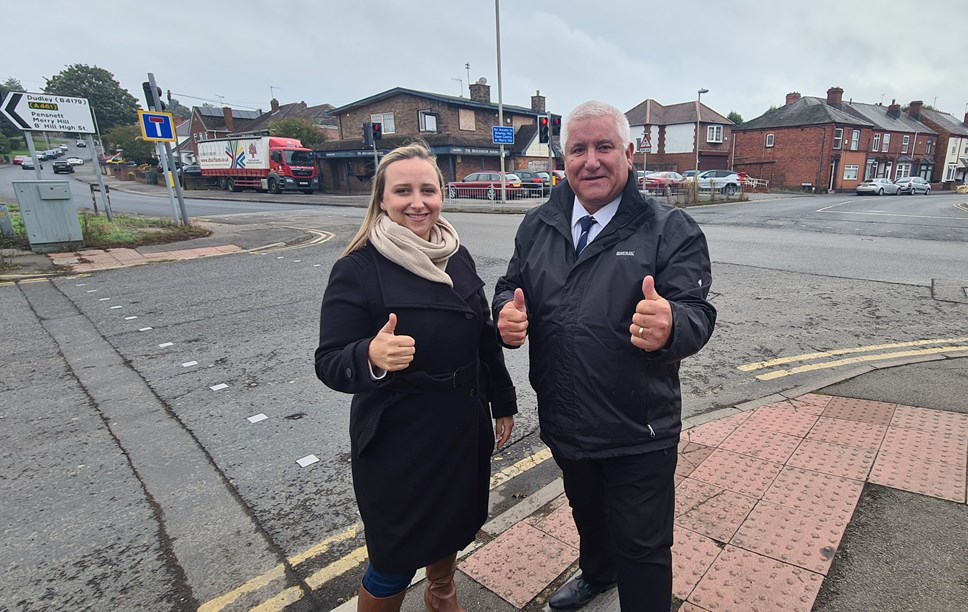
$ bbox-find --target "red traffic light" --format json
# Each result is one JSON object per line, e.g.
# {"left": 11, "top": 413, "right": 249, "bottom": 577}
{"left": 371, "top": 122, "right": 383, "bottom": 140}
{"left": 539, "top": 116, "right": 549, "bottom": 127}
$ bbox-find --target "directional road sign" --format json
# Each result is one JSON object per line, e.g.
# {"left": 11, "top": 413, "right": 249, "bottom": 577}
{"left": 137, "top": 110, "right": 177, "bottom": 142}
{"left": 0, "top": 91, "right": 95, "bottom": 133}
{"left": 492, "top": 126, "right": 514, "bottom": 145}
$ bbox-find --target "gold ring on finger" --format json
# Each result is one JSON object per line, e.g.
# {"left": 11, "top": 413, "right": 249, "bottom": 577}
{"left": 638, "top": 326, "right": 645, "bottom": 337}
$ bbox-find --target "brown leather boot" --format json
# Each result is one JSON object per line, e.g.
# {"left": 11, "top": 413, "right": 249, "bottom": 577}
{"left": 423, "top": 553, "right": 465, "bottom": 612}
{"left": 357, "top": 584, "right": 406, "bottom": 611}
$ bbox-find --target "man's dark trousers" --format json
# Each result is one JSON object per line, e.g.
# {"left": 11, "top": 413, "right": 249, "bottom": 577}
{"left": 551, "top": 445, "right": 677, "bottom": 611}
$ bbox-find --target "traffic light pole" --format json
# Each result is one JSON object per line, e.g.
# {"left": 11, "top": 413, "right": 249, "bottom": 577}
{"left": 147, "top": 73, "right": 189, "bottom": 225}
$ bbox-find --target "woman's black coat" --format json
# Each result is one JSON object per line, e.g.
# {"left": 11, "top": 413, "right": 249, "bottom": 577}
{"left": 315, "top": 243, "right": 517, "bottom": 573}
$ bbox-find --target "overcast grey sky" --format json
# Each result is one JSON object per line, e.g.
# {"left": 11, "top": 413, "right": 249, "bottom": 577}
{"left": 8, "top": 0, "right": 967, "bottom": 123}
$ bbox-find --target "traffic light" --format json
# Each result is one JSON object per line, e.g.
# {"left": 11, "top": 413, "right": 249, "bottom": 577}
{"left": 538, "top": 115, "right": 549, "bottom": 143}
{"left": 362, "top": 122, "right": 373, "bottom": 147}
{"left": 371, "top": 122, "right": 383, "bottom": 141}
{"left": 142, "top": 82, "right": 166, "bottom": 111}
{"left": 551, "top": 116, "right": 561, "bottom": 136}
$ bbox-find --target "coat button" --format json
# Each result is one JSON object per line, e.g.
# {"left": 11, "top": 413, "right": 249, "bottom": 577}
{"left": 469, "top": 387, "right": 477, "bottom": 397}
{"left": 345, "top": 367, "right": 353, "bottom": 379}
{"left": 465, "top": 312, "right": 474, "bottom": 319}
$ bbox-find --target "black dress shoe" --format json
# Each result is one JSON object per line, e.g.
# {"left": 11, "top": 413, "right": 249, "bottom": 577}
{"left": 548, "top": 576, "right": 615, "bottom": 610}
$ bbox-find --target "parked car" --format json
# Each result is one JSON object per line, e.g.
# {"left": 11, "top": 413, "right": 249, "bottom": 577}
{"left": 446, "top": 171, "right": 524, "bottom": 200}
{"left": 696, "top": 169, "right": 742, "bottom": 195}
{"left": 21, "top": 159, "right": 41, "bottom": 170}
{"left": 53, "top": 160, "right": 74, "bottom": 174}
{"left": 894, "top": 175, "right": 931, "bottom": 195}
{"left": 681, "top": 170, "right": 700, "bottom": 181}
{"left": 66, "top": 157, "right": 85, "bottom": 166}
{"left": 641, "top": 171, "right": 686, "bottom": 195}
{"left": 13, "top": 155, "right": 28, "bottom": 165}
{"left": 856, "top": 178, "right": 900, "bottom": 196}
{"left": 512, "top": 170, "right": 547, "bottom": 196}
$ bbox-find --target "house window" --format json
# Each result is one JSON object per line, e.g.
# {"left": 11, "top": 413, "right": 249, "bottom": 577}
{"left": 419, "top": 111, "right": 438, "bottom": 133}
{"left": 850, "top": 129, "right": 860, "bottom": 151}
{"left": 901, "top": 135, "right": 910, "bottom": 154}
{"left": 882, "top": 134, "right": 890, "bottom": 152}
{"left": 865, "top": 160, "right": 877, "bottom": 180}
{"left": 458, "top": 108, "right": 476, "bottom": 131}
{"left": 946, "top": 164, "right": 957, "bottom": 181}
{"left": 370, "top": 113, "right": 395, "bottom": 134}
{"left": 926, "top": 140, "right": 934, "bottom": 155}
{"left": 952, "top": 142, "right": 958, "bottom": 154}
{"left": 843, "top": 164, "right": 859, "bottom": 180}
{"left": 895, "top": 163, "right": 911, "bottom": 179}
{"left": 833, "top": 128, "right": 843, "bottom": 149}
{"left": 706, "top": 125, "right": 723, "bottom": 143}
{"left": 872, "top": 134, "right": 880, "bottom": 151}
{"left": 765, "top": 133, "right": 774, "bottom": 148}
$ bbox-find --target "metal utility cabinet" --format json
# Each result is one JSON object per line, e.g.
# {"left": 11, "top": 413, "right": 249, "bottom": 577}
{"left": 13, "top": 180, "right": 84, "bottom": 253}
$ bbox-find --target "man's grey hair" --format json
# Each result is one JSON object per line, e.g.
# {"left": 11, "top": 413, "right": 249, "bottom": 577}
{"left": 560, "top": 101, "right": 632, "bottom": 151}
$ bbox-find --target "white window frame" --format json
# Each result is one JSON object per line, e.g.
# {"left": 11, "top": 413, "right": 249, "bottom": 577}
{"left": 765, "top": 133, "right": 774, "bottom": 148}
{"left": 843, "top": 164, "right": 859, "bottom": 180}
{"left": 882, "top": 134, "right": 890, "bottom": 152}
{"left": 901, "top": 135, "right": 910, "bottom": 154}
{"left": 418, "top": 110, "right": 438, "bottom": 133}
{"left": 871, "top": 134, "right": 880, "bottom": 151}
{"left": 864, "top": 160, "right": 876, "bottom": 180}
{"left": 833, "top": 127, "right": 843, "bottom": 149}
{"left": 850, "top": 129, "right": 860, "bottom": 151}
{"left": 895, "top": 163, "right": 911, "bottom": 179}
{"left": 946, "top": 164, "right": 957, "bottom": 181}
{"left": 370, "top": 112, "right": 395, "bottom": 134}
{"left": 926, "top": 140, "right": 934, "bottom": 155}
{"left": 706, "top": 125, "right": 723, "bottom": 143}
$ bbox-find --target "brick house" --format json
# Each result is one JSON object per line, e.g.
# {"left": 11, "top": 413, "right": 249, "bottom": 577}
{"left": 733, "top": 88, "right": 943, "bottom": 192}
{"left": 242, "top": 98, "right": 339, "bottom": 141}
{"left": 315, "top": 83, "right": 559, "bottom": 193}
{"left": 186, "top": 106, "right": 261, "bottom": 157}
{"left": 625, "top": 99, "right": 734, "bottom": 173}
{"left": 914, "top": 106, "right": 968, "bottom": 186}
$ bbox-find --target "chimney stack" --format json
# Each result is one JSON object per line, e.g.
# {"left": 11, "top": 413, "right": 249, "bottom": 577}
{"left": 907, "top": 100, "right": 923, "bottom": 120}
{"left": 826, "top": 87, "right": 844, "bottom": 108}
{"left": 531, "top": 90, "right": 546, "bottom": 113}
{"left": 785, "top": 92, "right": 801, "bottom": 105}
{"left": 469, "top": 78, "right": 491, "bottom": 104}
{"left": 222, "top": 107, "right": 235, "bottom": 133}
{"left": 887, "top": 99, "right": 901, "bottom": 119}
{"left": 270, "top": 98, "right": 280, "bottom": 112}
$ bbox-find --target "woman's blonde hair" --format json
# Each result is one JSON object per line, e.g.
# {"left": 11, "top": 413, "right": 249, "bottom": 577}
{"left": 343, "top": 139, "right": 445, "bottom": 255}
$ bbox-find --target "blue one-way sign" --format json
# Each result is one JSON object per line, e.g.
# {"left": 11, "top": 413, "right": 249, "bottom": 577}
{"left": 137, "top": 110, "right": 176, "bottom": 142}
{"left": 492, "top": 126, "right": 514, "bottom": 145}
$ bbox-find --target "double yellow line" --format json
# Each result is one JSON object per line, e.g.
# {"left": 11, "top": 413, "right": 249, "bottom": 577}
{"left": 739, "top": 337, "right": 968, "bottom": 380}
{"left": 198, "top": 448, "right": 554, "bottom": 611}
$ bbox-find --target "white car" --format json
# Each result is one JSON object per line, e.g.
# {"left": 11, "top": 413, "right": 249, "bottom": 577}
{"left": 696, "top": 170, "right": 742, "bottom": 195}
{"left": 66, "top": 157, "right": 85, "bottom": 166}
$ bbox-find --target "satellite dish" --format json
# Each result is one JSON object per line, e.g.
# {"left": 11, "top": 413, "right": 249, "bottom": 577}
{"left": 477, "top": 77, "right": 487, "bottom": 85}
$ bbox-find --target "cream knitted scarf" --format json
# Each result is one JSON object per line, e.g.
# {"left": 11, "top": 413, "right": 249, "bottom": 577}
{"left": 368, "top": 214, "right": 460, "bottom": 287}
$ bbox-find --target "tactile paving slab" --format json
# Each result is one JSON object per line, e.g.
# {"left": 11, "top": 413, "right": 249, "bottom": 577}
{"left": 730, "top": 501, "right": 847, "bottom": 575}
{"left": 868, "top": 451, "right": 968, "bottom": 503}
{"left": 531, "top": 501, "right": 580, "bottom": 549}
{"left": 891, "top": 404, "right": 968, "bottom": 436}
{"left": 672, "top": 526, "right": 723, "bottom": 601}
{"left": 685, "top": 412, "right": 751, "bottom": 447}
{"left": 688, "top": 448, "right": 784, "bottom": 498}
{"left": 676, "top": 477, "right": 724, "bottom": 517}
{"left": 806, "top": 416, "right": 888, "bottom": 450}
{"left": 677, "top": 441, "right": 716, "bottom": 480}
{"left": 460, "top": 522, "right": 577, "bottom": 609}
{"left": 719, "top": 422, "right": 804, "bottom": 463}
{"left": 762, "top": 465, "right": 864, "bottom": 523}
{"left": 821, "top": 397, "right": 896, "bottom": 426}
{"left": 786, "top": 438, "right": 878, "bottom": 481}
{"left": 689, "top": 545, "right": 824, "bottom": 612}
{"left": 879, "top": 425, "right": 968, "bottom": 466}
{"left": 744, "top": 404, "right": 820, "bottom": 437}
{"left": 676, "top": 487, "right": 758, "bottom": 543}
{"left": 787, "top": 393, "right": 833, "bottom": 415}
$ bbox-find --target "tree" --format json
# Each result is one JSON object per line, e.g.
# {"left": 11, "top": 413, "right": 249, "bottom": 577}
{"left": 0, "top": 77, "right": 25, "bottom": 140}
{"left": 727, "top": 111, "right": 744, "bottom": 125}
{"left": 167, "top": 97, "right": 191, "bottom": 121}
{"left": 104, "top": 125, "right": 157, "bottom": 165}
{"left": 269, "top": 117, "right": 327, "bottom": 149}
{"left": 44, "top": 64, "right": 140, "bottom": 131}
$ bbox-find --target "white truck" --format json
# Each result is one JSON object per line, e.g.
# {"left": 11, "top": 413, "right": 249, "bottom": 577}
{"left": 196, "top": 136, "right": 318, "bottom": 194}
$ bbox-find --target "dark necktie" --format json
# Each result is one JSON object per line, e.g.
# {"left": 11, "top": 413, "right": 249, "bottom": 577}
{"left": 575, "top": 215, "right": 596, "bottom": 259}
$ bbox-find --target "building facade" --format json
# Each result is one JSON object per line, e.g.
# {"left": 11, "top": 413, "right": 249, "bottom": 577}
{"left": 626, "top": 99, "right": 734, "bottom": 173}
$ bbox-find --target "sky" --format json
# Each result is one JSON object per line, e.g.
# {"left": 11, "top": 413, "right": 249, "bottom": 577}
{"left": 6, "top": 0, "right": 968, "bottom": 125}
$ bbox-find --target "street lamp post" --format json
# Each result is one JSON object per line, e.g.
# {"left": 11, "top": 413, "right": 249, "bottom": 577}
{"left": 694, "top": 88, "right": 708, "bottom": 203}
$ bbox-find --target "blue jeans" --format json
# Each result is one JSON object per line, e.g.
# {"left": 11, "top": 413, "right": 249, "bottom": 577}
{"left": 362, "top": 564, "right": 415, "bottom": 597}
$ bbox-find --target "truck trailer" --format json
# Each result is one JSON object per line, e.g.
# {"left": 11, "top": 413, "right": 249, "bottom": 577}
{"left": 196, "top": 136, "right": 319, "bottom": 194}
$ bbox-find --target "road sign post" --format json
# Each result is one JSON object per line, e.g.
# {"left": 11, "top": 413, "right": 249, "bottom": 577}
{"left": 146, "top": 73, "right": 189, "bottom": 226}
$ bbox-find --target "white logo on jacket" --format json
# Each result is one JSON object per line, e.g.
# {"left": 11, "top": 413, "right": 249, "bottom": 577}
{"left": 615, "top": 250, "right": 635, "bottom": 256}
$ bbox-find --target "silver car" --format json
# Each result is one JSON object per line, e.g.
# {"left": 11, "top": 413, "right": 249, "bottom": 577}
{"left": 856, "top": 178, "right": 900, "bottom": 196}
{"left": 894, "top": 176, "right": 931, "bottom": 195}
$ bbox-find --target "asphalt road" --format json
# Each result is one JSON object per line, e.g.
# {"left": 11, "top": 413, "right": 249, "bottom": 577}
{"left": 1, "top": 186, "right": 966, "bottom": 610}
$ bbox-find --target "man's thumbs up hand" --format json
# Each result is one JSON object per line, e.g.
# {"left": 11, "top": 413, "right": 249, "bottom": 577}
{"left": 498, "top": 288, "right": 529, "bottom": 347}
{"left": 630, "top": 275, "right": 673, "bottom": 351}
{"left": 369, "top": 313, "right": 416, "bottom": 372}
